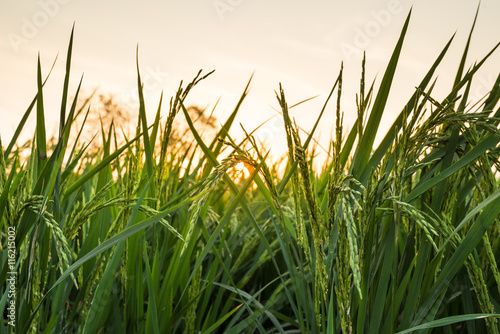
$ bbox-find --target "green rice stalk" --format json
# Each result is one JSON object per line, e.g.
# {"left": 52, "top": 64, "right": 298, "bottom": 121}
{"left": 293, "top": 130, "right": 327, "bottom": 328}
{"left": 186, "top": 251, "right": 203, "bottom": 333}
{"left": 483, "top": 233, "right": 500, "bottom": 295}
{"left": 277, "top": 86, "right": 309, "bottom": 259}
{"left": 181, "top": 158, "right": 235, "bottom": 256}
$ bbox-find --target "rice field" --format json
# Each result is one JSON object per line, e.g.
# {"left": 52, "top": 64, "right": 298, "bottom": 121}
{"left": 2, "top": 10, "right": 500, "bottom": 333}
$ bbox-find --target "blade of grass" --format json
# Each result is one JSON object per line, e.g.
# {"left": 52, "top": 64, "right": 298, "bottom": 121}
{"left": 36, "top": 54, "right": 48, "bottom": 174}
{"left": 351, "top": 9, "right": 412, "bottom": 177}
{"left": 59, "top": 25, "right": 74, "bottom": 138}
{"left": 4, "top": 55, "right": 58, "bottom": 159}
{"left": 144, "top": 244, "right": 160, "bottom": 334}
{"left": 136, "top": 47, "right": 155, "bottom": 193}
{"left": 398, "top": 314, "right": 500, "bottom": 334}
{"left": 201, "top": 304, "right": 243, "bottom": 334}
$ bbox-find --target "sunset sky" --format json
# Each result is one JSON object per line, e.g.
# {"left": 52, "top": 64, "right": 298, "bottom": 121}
{"left": 1, "top": 0, "right": 499, "bottom": 158}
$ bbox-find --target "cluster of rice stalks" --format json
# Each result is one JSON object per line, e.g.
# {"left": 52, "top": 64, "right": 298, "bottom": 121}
{"left": 1, "top": 9, "right": 500, "bottom": 334}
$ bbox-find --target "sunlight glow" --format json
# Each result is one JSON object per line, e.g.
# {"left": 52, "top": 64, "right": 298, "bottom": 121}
{"left": 234, "top": 161, "right": 251, "bottom": 179}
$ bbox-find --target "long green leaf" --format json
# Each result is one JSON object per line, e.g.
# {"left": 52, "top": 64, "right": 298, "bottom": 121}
{"left": 398, "top": 314, "right": 500, "bottom": 334}
{"left": 351, "top": 9, "right": 412, "bottom": 177}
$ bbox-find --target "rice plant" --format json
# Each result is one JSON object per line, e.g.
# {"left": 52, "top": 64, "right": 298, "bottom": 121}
{"left": 1, "top": 9, "right": 500, "bottom": 334}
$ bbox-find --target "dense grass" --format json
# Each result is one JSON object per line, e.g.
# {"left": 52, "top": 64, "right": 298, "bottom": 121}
{"left": 2, "top": 10, "right": 500, "bottom": 333}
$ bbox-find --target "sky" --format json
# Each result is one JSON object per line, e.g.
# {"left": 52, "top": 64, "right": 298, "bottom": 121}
{"left": 1, "top": 0, "right": 499, "bottom": 160}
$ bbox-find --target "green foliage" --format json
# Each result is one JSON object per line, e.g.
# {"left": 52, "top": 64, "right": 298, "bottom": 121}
{"left": 1, "top": 9, "right": 500, "bottom": 334}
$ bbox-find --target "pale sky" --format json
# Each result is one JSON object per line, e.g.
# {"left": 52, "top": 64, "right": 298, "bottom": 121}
{"left": 1, "top": 0, "right": 499, "bottom": 159}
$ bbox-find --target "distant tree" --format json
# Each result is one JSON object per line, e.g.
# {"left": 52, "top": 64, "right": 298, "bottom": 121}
{"left": 74, "top": 91, "right": 218, "bottom": 154}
